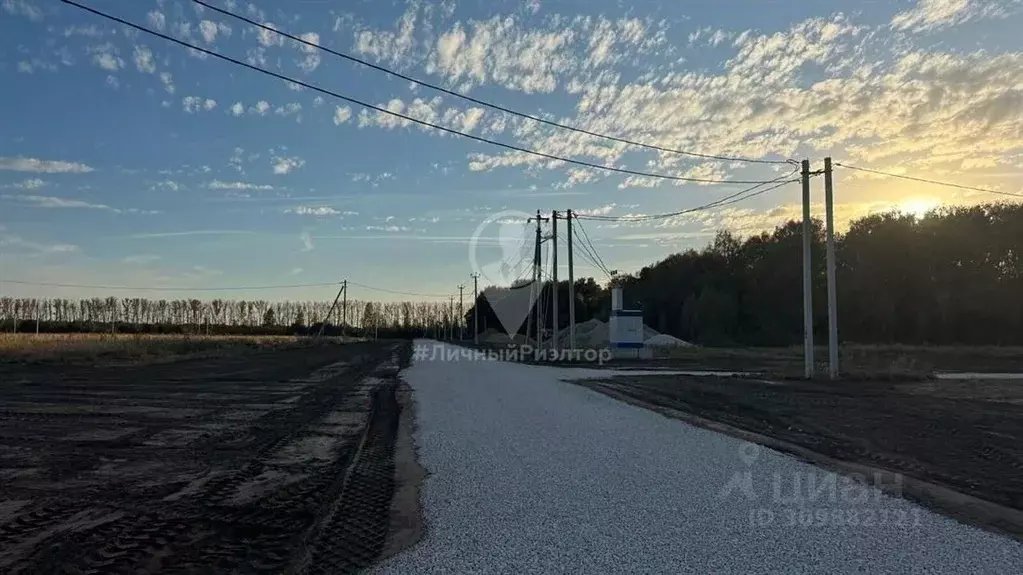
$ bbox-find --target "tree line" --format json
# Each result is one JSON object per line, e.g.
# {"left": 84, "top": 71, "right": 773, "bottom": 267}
{"left": 0, "top": 296, "right": 465, "bottom": 338}
{"left": 467, "top": 202, "right": 1023, "bottom": 346}
{"left": 4, "top": 202, "right": 1020, "bottom": 345}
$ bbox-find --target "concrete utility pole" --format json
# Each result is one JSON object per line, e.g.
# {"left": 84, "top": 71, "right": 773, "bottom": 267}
{"left": 341, "top": 279, "right": 348, "bottom": 339}
{"left": 801, "top": 160, "right": 815, "bottom": 379}
{"left": 318, "top": 280, "right": 346, "bottom": 339}
{"left": 567, "top": 209, "right": 575, "bottom": 350}
{"left": 471, "top": 272, "right": 480, "bottom": 345}
{"left": 448, "top": 295, "right": 454, "bottom": 341}
{"left": 551, "top": 210, "right": 559, "bottom": 352}
{"left": 824, "top": 157, "right": 839, "bottom": 379}
{"left": 527, "top": 210, "right": 549, "bottom": 346}
{"left": 458, "top": 284, "right": 465, "bottom": 341}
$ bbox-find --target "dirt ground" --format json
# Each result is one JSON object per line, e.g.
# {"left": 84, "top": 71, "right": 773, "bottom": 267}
{"left": 0, "top": 340, "right": 413, "bottom": 573}
{"left": 463, "top": 339, "right": 1023, "bottom": 376}
{"left": 575, "top": 374, "right": 1023, "bottom": 539}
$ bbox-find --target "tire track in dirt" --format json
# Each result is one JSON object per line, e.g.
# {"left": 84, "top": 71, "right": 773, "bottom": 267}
{"left": 0, "top": 341, "right": 413, "bottom": 573}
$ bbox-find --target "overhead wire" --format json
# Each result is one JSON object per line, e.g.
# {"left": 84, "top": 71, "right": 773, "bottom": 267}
{"left": 346, "top": 280, "right": 451, "bottom": 299}
{"left": 190, "top": 0, "right": 791, "bottom": 166}
{"left": 573, "top": 218, "right": 614, "bottom": 278}
{"left": 61, "top": 0, "right": 790, "bottom": 186}
{"left": 576, "top": 168, "right": 800, "bottom": 222}
{"left": 833, "top": 163, "right": 1023, "bottom": 199}
{"left": 0, "top": 279, "right": 343, "bottom": 291}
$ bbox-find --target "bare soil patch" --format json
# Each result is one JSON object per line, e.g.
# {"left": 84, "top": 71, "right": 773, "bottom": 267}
{"left": 574, "top": 374, "right": 1023, "bottom": 540}
{"left": 0, "top": 339, "right": 413, "bottom": 573}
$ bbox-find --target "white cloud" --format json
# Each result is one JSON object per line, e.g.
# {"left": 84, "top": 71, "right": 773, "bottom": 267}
{"left": 300, "top": 231, "right": 314, "bottom": 251}
{"left": 207, "top": 180, "right": 273, "bottom": 190}
{"left": 89, "top": 43, "right": 123, "bottom": 71}
{"left": 358, "top": 96, "right": 445, "bottom": 131}
{"left": 333, "top": 105, "right": 352, "bottom": 125}
{"left": 0, "top": 157, "right": 93, "bottom": 173}
{"left": 421, "top": 14, "right": 662, "bottom": 94}
{"left": 199, "top": 20, "right": 218, "bottom": 43}
{"left": 63, "top": 25, "right": 104, "bottom": 38}
{"left": 182, "top": 96, "right": 202, "bottom": 113}
{"left": 890, "top": 0, "right": 1010, "bottom": 32}
{"left": 289, "top": 267, "right": 303, "bottom": 275}
{"left": 146, "top": 10, "right": 166, "bottom": 31}
{"left": 159, "top": 71, "right": 175, "bottom": 93}
{"left": 105, "top": 75, "right": 120, "bottom": 89}
{"left": 275, "top": 102, "right": 302, "bottom": 117}
{"left": 296, "top": 32, "right": 321, "bottom": 72}
{"left": 18, "top": 58, "right": 57, "bottom": 73}
{"left": 229, "top": 102, "right": 244, "bottom": 116}
{"left": 1, "top": 194, "right": 116, "bottom": 211}
{"left": 133, "top": 45, "right": 155, "bottom": 73}
{"left": 2, "top": 0, "right": 43, "bottom": 22}
{"left": 285, "top": 206, "right": 341, "bottom": 216}
{"left": 153, "top": 180, "right": 180, "bottom": 191}
{"left": 182, "top": 97, "right": 216, "bottom": 113}
{"left": 250, "top": 100, "right": 271, "bottom": 115}
{"left": 575, "top": 203, "right": 616, "bottom": 217}
{"left": 257, "top": 22, "right": 283, "bottom": 47}
{"left": 4, "top": 178, "right": 46, "bottom": 189}
{"left": 313, "top": 96, "right": 324, "bottom": 107}
{"left": 354, "top": 2, "right": 419, "bottom": 67}
{"left": 272, "top": 156, "right": 305, "bottom": 174}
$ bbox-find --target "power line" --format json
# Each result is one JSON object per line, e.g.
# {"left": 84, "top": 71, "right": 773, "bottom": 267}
{"left": 0, "top": 279, "right": 342, "bottom": 291}
{"left": 573, "top": 218, "right": 613, "bottom": 277}
{"left": 61, "top": 0, "right": 787, "bottom": 186}
{"left": 834, "top": 163, "right": 1023, "bottom": 199}
{"left": 575, "top": 241, "right": 612, "bottom": 279}
{"left": 191, "top": 0, "right": 790, "bottom": 166}
{"left": 576, "top": 169, "right": 800, "bottom": 222}
{"left": 345, "top": 280, "right": 450, "bottom": 299}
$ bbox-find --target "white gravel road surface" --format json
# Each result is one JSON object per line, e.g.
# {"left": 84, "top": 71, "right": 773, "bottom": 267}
{"left": 375, "top": 341, "right": 1023, "bottom": 573}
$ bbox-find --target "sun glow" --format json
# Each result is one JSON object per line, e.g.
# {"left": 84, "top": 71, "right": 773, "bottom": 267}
{"left": 895, "top": 197, "right": 940, "bottom": 219}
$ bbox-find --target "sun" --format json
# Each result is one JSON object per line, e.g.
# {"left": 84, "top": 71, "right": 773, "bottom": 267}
{"left": 896, "top": 197, "right": 940, "bottom": 219}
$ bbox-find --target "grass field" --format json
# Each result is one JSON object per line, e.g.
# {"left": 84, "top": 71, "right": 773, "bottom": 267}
{"left": 0, "top": 333, "right": 360, "bottom": 366}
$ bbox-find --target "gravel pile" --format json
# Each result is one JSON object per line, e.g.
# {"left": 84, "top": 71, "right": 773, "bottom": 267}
{"left": 645, "top": 333, "right": 694, "bottom": 348}
{"left": 555, "top": 319, "right": 660, "bottom": 349}
{"left": 374, "top": 341, "right": 1023, "bottom": 573}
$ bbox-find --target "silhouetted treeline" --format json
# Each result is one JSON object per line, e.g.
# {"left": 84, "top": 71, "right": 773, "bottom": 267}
{"left": 467, "top": 202, "right": 1023, "bottom": 346}
{"left": 0, "top": 297, "right": 466, "bottom": 338}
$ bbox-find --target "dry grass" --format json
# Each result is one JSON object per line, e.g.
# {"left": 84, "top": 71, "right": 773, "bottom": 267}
{"left": 0, "top": 333, "right": 351, "bottom": 366}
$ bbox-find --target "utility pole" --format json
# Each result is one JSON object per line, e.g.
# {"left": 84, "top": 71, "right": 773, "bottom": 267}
{"left": 566, "top": 209, "right": 575, "bottom": 350}
{"left": 341, "top": 279, "right": 348, "bottom": 339}
{"left": 527, "top": 210, "right": 549, "bottom": 347}
{"left": 448, "top": 295, "right": 454, "bottom": 341}
{"left": 471, "top": 272, "right": 480, "bottom": 345}
{"left": 824, "top": 157, "right": 839, "bottom": 379}
{"left": 318, "top": 280, "right": 346, "bottom": 338}
{"left": 457, "top": 284, "right": 465, "bottom": 341}
{"left": 551, "top": 210, "right": 559, "bottom": 353}
{"left": 801, "top": 160, "right": 815, "bottom": 379}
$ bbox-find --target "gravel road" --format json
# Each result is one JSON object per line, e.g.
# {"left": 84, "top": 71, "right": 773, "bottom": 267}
{"left": 375, "top": 341, "right": 1023, "bottom": 573}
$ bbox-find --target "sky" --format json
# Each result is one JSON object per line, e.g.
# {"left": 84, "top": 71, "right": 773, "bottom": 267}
{"left": 2, "top": 0, "right": 1022, "bottom": 303}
